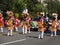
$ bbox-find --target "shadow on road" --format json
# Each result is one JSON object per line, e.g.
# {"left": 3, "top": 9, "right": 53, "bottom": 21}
{"left": 2, "top": 33, "right": 7, "bottom": 36}
{"left": 26, "top": 35, "right": 38, "bottom": 39}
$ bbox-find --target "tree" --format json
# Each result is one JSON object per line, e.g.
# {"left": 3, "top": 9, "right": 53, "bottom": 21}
{"left": 0, "top": 0, "right": 15, "bottom": 11}
{"left": 45, "top": 0, "right": 60, "bottom": 19}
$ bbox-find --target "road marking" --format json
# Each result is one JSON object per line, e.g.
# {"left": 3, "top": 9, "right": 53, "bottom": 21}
{"left": 0, "top": 39, "right": 26, "bottom": 45}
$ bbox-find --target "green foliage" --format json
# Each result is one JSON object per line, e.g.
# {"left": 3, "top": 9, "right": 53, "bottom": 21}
{"left": 15, "top": 13, "right": 19, "bottom": 18}
{"left": 47, "top": 0, "right": 60, "bottom": 13}
{"left": 46, "top": 0, "right": 60, "bottom": 19}
{"left": 0, "top": 0, "right": 60, "bottom": 19}
{"left": 35, "top": 4, "right": 43, "bottom": 12}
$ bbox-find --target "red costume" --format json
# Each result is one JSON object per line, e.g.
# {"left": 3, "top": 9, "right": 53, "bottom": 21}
{"left": 0, "top": 14, "right": 4, "bottom": 28}
{"left": 15, "top": 18, "right": 20, "bottom": 27}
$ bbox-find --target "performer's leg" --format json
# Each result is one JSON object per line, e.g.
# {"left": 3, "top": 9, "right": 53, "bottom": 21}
{"left": 54, "top": 29, "right": 57, "bottom": 36}
{"left": 28, "top": 28, "right": 31, "bottom": 33}
{"left": 25, "top": 27, "right": 27, "bottom": 34}
{"left": 15, "top": 27, "right": 18, "bottom": 31}
{"left": 51, "top": 32, "right": 53, "bottom": 36}
{"left": 7, "top": 30, "right": 10, "bottom": 36}
{"left": 38, "top": 32, "right": 41, "bottom": 39}
{"left": 10, "top": 30, "right": 13, "bottom": 36}
{"left": 22, "top": 27, "right": 24, "bottom": 34}
{"left": 1, "top": 27, "right": 3, "bottom": 32}
{"left": 41, "top": 31, "right": 44, "bottom": 38}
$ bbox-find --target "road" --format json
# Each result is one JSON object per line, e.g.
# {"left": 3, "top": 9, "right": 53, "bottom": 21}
{"left": 0, "top": 27, "right": 60, "bottom": 45}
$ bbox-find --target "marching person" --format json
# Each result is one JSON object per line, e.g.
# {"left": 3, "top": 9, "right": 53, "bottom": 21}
{"left": 26, "top": 14, "right": 31, "bottom": 33}
{"left": 22, "top": 12, "right": 31, "bottom": 34}
{"left": 37, "top": 12, "right": 45, "bottom": 39}
{"left": 7, "top": 11, "right": 14, "bottom": 21}
{"left": 21, "top": 20, "right": 28, "bottom": 34}
{"left": 37, "top": 19, "right": 44, "bottom": 39}
{"left": 14, "top": 17, "right": 20, "bottom": 32}
{"left": 58, "top": 20, "right": 60, "bottom": 30}
{"left": 7, "top": 17, "right": 14, "bottom": 36}
{"left": 0, "top": 13, "right": 4, "bottom": 32}
{"left": 52, "top": 13, "right": 58, "bottom": 22}
{"left": 50, "top": 18, "right": 57, "bottom": 37}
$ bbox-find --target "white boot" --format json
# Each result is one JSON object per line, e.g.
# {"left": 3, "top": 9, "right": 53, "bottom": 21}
{"left": 28, "top": 28, "right": 31, "bottom": 33}
{"left": 51, "top": 32, "right": 53, "bottom": 37}
{"left": 15, "top": 27, "right": 18, "bottom": 31}
{"left": 22, "top": 27, "right": 24, "bottom": 34}
{"left": 1, "top": 28, "right": 3, "bottom": 32}
{"left": 38, "top": 32, "right": 40, "bottom": 39}
{"left": 41, "top": 31, "right": 44, "bottom": 39}
{"left": 25, "top": 27, "right": 27, "bottom": 34}
{"left": 7, "top": 31, "right": 10, "bottom": 36}
{"left": 10, "top": 30, "right": 13, "bottom": 36}
{"left": 54, "top": 30, "right": 57, "bottom": 36}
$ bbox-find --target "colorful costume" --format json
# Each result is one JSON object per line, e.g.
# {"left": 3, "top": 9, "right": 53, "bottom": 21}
{"left": 50, "top": 13, "right": 58, "bottom": 36}
{"left": 22, "top": 13, "right": 31, "bottom": 34}
{"left": 7, "top": 19, "right": 14, "bottom": 36}
{"left": 50, "top": 20, "right": 57, "bottom": 36}
{"left": 0, "top": 13, "right": 4, "bottom": 32}
{"left": 14, "top": 18, "right": 20, "bottom": 31}
{"left": 38, "top": 20, "right": 44, "bottom": 39}
{"left": 21, "top": 20, "right": 28, "bottom": 34}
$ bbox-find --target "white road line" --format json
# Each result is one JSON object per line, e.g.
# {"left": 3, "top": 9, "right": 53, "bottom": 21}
{"left": 0, "top": 39, "right": 26, "bottom": 45}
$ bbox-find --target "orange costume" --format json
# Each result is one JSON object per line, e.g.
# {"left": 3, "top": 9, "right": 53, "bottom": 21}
{"left": 23, "top": 21, "right": 28, "bottom": 29}
{"left": 50, "top": 20, "right": 57, "bottom": 37}
{"left": 38, "top": 21, "right": 44, "bottom": 32}
{"left": 50, "top": 20, "right": 57, "bottom": 32}
{"left": 7, "top": 19, "right": 13, "bottom": 30}
{"left": 21, "top": 20, "right": 28, "bottom": 34}
{"left": 38, "top": 20, "right": 45, "bottom": 39}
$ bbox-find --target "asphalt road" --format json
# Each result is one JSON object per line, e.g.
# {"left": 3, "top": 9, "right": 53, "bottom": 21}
{"left": 0, "top": 27, "right": 60, "bottom": 45}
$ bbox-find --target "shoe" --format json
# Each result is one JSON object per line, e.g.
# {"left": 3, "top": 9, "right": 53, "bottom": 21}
{"left": 51, "top": 34, "right": 53, "bottom": 37}
{"left": 38, "top": 36, "right": 40, "bottom": 39}
{"left": 54, "top": 35, "right": 57, "bottom": 37}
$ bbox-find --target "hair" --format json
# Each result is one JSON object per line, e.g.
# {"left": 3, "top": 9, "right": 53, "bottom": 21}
{"left": 52, "top": 17, "right": 56, "bottom": 20}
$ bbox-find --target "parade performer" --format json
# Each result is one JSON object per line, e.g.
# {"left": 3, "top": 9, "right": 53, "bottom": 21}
{"left": 7, "top": 17, "right": 14, "bottom": 36}
{"left": 40, "top": 12, "right": 44, "bottom": 22}
{"left": 0, "top": 13, "right": 4, "bottom": 32}
{"left": 37, "top": 19, "right": 44, "bottom": 39}
{"left": 21, "top": 20, "right": 28, "bottom": 34}
{"left": 58, "top": 20, "right": 60, "bottom": 30}
{"left": 50, "top": 18, "right": 57, "bottom": 37}
{"left": 7, "top": 11, "right": 14, "bottom": 21}
{"left": 52, "top": 13, "right": 58, "bottom": 22}
{"left": 14, "top": 17, "right": 20, "bottom": 31}
{"left": 22, "top": 11, "right": 31, "bottom": 34}
{"left": 26, "top": 15, "right": 31, "bottom": 33}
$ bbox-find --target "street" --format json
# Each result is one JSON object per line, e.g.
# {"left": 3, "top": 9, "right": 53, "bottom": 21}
{"left": 0, "top": 28, "right": 60, "bottom": 45}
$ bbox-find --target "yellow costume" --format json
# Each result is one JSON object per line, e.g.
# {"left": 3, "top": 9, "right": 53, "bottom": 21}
{"left": 7, "top": 19, "right": 13, "bottom": 30}
{"left": 38, "top": 21, "right": 44, "bottom": 32}
{"left": 50, "top": 20, "right": 57, "bottom": 32}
